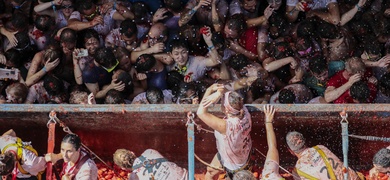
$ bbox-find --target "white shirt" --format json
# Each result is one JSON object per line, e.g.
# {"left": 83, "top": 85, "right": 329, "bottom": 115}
{"left": 132, "top": 149, "right": 188, "bottom": 180}
{"left": 69, "top": 8, "right": 116, "bottom": 36}
{"left": 167, "top": 56, "right": 209, "bottom": 82}
{"left": 63, "top": 152, "right": 98, "bottom": 180}
{"left": 214, "top": 106, "right": 252, "bottom": 170}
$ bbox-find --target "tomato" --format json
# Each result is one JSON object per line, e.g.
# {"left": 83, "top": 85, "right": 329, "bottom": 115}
{"left": 105, "top": 174, "right": 113, "bottom": 179}
{"left": 119, "top": 171, "right": 127, "bottom": 177}
{"left": 253, "top": 172, "right": 259, "bottom": 178}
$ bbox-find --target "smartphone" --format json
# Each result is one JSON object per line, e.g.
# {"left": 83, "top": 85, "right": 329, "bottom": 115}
{"left": 77, "top": 49, "right": 89, "bottom": 57}
{"left": 0, "top": 68, "right": 19, "bottom": 80}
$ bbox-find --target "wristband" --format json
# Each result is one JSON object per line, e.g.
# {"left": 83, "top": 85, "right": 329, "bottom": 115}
{"left": 51, "top": 1, "right": 56, "bottom": 12}
{"left": 207, "top": 45, "right": 215, "bottom": 51}
{"left": 42, "top": 66, "right": 47, "bottom": 73}
{"left": 265, "top": 121, "right": 272, "bottom": 123}
{"left": 190, "top": 8, "right": 196, "bottom": 15}
{"left": 355, "top": 4, "right": 362, "bottom": 11}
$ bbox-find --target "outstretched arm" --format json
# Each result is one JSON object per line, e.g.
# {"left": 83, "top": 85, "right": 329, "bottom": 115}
{"left": 264, "top": 105, "right": 278, "bottom": 163}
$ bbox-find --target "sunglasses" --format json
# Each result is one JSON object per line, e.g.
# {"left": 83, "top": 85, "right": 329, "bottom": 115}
{"left": 61, "top": 5, "right": 74, "bottom": 9}
{"left": 84, "top": 6, "right": 100, "bottom": 20}
{"left": 102, "top": 60, "right": 119, "bottom": 73}
{"left": 147, "top": 34, "right": 165, "bottom": 43}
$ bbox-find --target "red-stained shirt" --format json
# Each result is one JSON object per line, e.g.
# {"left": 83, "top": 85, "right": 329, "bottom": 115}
{"left": 239, "top": 27, "right": 258, "bottom": 55}
{"left": 326, "top": 69, "right": 377, "bottom": 103}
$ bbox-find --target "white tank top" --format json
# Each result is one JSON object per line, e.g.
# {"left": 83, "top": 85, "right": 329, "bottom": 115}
{"left": 214, "top": 106, "right": 252, "bottom": 170}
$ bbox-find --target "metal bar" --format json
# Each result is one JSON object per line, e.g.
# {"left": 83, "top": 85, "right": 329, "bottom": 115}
{"left": 188, "top": 122, "right": 195, "bottom": 180}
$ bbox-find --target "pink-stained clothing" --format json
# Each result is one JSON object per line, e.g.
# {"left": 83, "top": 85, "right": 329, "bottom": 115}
{"left": 132, "top": 149, "right": 188, "bottom": 180}
{"left": 69, "top": 8, "right": 116, "bottom": 36}
{"left": 261, "top": 160, "right": 284, "bottom": 180}
{"left": 62, "top": 151, "right": 98, "bottom": 180}
{"left": 0, "top": 135, "right": 46, "bottom": 178}
{"left": 167, "top": 56, "right": 209, "bottom": 82}
{"left": 214, "top": 106, "right": 252, "bottom": 171}
{"left": 295, "top": 145, "right": 360, "bottom": 180}
{"left": 105, "top": 28, "right": 126, "bottom": 48}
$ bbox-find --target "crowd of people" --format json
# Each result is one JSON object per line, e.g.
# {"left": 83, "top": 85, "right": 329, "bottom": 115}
{"left": 0, "top": 0, "right": 388, "bottom": 104}
{"left": 0, "top": 0, "right": 390, "bottom": 179}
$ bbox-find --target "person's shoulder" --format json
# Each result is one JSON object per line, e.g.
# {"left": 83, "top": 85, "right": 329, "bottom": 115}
{"left": 142, "top": 149, "right": 164, "bottom": 158}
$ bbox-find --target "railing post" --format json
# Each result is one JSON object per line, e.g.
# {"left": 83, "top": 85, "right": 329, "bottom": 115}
{"left": 187, "top": 112, "right": 195, "bottom": 180}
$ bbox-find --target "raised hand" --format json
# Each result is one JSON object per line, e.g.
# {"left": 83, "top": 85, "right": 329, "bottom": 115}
{"left": 263, "top": 104, "right": 276, "bottom": 123}
{"left": 45, "top": 58, "right": 60, "bottom": 72}
{"left": 153, "top": 8, "right": 169, "bottom": 23}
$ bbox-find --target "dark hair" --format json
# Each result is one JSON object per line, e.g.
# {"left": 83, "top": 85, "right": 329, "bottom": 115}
{"left": 76, "top": 0, "right": 94, "bottom": 13}
{"left": 364, "top": 37, "right": 382, "bottom": 56}
{"left": 82, "top": 29, "right": 99, "bottom": 44}
{"left": 379, "top": 73, "right": 390, "bottom": 96}
{"left": 266, "top": 41, "right": 294, "bottom": 59}
{"left": 373, "top": 148, "right": 390, "bottom": 168}
{"left": 309, "top": 56, "right": 328, "bottom": 74}
{"left": 0, "top": 152, "right": 15, "bottom": 176}
{"left": 120, "top": 19, "right": 137, "bottom": 38}
{"left": 180, "top": 25, "right": 201, "bottom": 42}
{"left": 165, "top": 0, "right": 182, "bottom": 13}
{"left": 349, "top": 20, "right": 371, "bottom": 40}
{"left": 14, "top": 32, "right": 30, "bottom": 50}
{"left": 211, "top": 32, "right": 226, "bottom": 51}
{"left": 350, "top": 81, "right": 370, "bottom": 103}
{"left": 177, "top": 81, "right": 196, "bottom": 99}
{"left": 167, "top": 71, "right": 184, "bottom": 95}
{"left": 94, "top": 47, "right": 117, "bottom": 69}
{"left": 297, "top": 19, "right": 316, "bottom": 38}
{"left": 134, "top": 54, "right": 156, "bottom": 72}
{"left": 146, "top": 87, "right": 164, "bottom": 104}
{"left": 60, "top": 28, "right": 77, "bottom": 43}
{"left": 5, "top": 49, "right": 23, "bottom": 67}
{"left": 169, "top": 39, "right": 188, "bottom": 52}
{"left": 105, "top": 89, "right": 125, "bottom": 104}
{"left": 228, "top": 54, "right": 250, "bottom": 71}
{"left": 35, "top": 15, "right": 54, "bottom": 32}
{"left": 116, "top": 71, "right": 134, "bottom": 95}
{"left": 10, "top": 12, "right": 28, "bottom": 31}
{"left": 133, "top": 2, "right": 150, "bottom": 24}
{"left": 279, "top": 88, "right": 295, "bottom": 104}
{"left": 44, "top": 75, "right": 64, "bottom": 95}
{"left": 62, "top": 134, "right": 81, "bottom": 150}
{"left": 225, "top": 14, "right": 247, "bottom": 36}
{"left": 317, "top": 20, "right": 338, "bottom": 39}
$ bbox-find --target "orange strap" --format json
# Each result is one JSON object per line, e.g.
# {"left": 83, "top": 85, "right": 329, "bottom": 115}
{"left": 46, "top": 122, "right": 56, "bottom": 180}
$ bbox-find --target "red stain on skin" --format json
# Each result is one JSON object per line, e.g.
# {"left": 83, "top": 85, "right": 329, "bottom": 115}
{"left": 32, "top": 30, "right": 44, "bottom": 40}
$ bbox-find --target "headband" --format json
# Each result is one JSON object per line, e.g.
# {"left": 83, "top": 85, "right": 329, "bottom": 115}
{"left": 224, "top": 91, "right": 240, "bottom": 115}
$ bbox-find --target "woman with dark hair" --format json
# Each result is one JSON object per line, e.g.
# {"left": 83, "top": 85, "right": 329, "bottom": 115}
{"left": 197, "top": 84, "right": 252, "bottom": 180}
{"left": 46, "top": 134, "right": 98, "bottom": 180}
